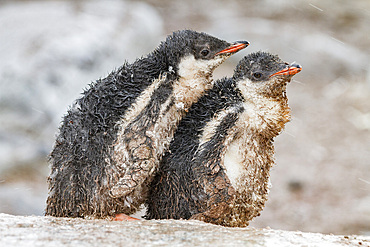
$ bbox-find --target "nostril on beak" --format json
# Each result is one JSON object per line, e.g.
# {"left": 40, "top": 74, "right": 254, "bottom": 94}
{"left": 290, "top": 62, "right": 302, "bottom": 69}
{"left": 234, "top": 41, "right": 250, "bottom": 46}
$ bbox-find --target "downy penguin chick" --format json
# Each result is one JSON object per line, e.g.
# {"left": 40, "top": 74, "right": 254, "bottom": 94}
{"left": 46, "top": 30, "right": 249, "bottom": 218}
{"left": 146, "top": 51, "right": 302, "bottom": 227}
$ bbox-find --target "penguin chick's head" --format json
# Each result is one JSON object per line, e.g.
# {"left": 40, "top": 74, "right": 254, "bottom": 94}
{"left": 158, "top": 30, "right": 249, "bottom": 77}
{"left": 233, "top": 51, "right": 302, "bottom": 98}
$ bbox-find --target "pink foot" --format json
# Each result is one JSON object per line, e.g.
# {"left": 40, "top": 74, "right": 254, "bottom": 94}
{"left": 113, "top": 213, "right": 140, "bottom": 221}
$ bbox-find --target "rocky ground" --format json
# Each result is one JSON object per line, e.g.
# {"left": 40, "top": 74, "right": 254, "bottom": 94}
{"left": 1, "top": 214, "right": 369, "bottom": 247}
{"left": 0, "top": 0, "right": 369, "bottom": 240}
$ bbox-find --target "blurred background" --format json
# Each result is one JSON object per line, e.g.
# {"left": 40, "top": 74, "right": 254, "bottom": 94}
{"left": 0, "top": 0, "right": 369, "bottom": 235}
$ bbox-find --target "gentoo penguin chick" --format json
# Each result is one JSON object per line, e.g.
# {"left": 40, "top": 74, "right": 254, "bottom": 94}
{"left": 146, "top": 51, "right": 302, "bottom": 227}
{"left": 45, "top": 30, "right": 249, "bottom": 218}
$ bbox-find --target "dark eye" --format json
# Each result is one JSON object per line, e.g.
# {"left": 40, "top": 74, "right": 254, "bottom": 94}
{"left": 201, "top": 49, "right": 210, "bottom": 56}
{"left": 253, "top": 72, "right": 262, "bottom": 79}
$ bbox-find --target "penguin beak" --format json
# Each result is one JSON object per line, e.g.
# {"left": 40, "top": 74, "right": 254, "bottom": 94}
{"left": 270, "top": 63, "right": 302, "bottom": 77}
{"left": 215, "top": 41, "right": 249, "bottom": 56}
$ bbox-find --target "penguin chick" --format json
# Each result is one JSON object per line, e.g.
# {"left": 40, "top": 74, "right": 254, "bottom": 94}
{"left": 146, "top": 51, "right": 302, "bottom": 227}
{"left": 45, "top": 30, "right": 248, "bottom": 218}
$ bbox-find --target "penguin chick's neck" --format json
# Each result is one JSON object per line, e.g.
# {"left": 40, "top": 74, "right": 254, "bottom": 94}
{"left": 236, "top": 77, "right": 291, "bottom": 136}
{"left": 223, "top": 78, "right": 291, "bottom": 193}
{"left": 175, "top": 54, "right": 227, "bottom": 110}
{"left": 146, "top": 54, "right": 226, "bottom": 158}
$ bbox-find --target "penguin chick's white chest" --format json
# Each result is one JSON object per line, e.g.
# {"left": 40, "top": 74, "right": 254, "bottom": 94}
{"left": 222, "top": 82, "right": 290, "bottom": 192}
{"left": 223, "top": 140, "right": 245, "bottom": 189}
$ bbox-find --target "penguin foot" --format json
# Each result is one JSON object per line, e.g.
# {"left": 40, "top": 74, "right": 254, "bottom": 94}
{"left": 113, "top": 214, "right": 140, "bottom": 221}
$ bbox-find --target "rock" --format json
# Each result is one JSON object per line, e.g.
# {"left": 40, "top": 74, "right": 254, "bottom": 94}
{"left": 0, "top": 0, "right": 163, "bottom": 173}
{"left": 0, "top": 214, "right": 368, "bottom": 247}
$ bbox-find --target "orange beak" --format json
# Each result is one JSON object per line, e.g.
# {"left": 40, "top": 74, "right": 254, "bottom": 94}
{"left": 270, "top": 63, "right": 302, "bottom": 77}
{"left": 215, "top": 41, "right": 249, "bottom": 56}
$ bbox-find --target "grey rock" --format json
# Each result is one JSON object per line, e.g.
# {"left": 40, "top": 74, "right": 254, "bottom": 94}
{"left": 0, "top": 214, "right": 369, "bottom": 247}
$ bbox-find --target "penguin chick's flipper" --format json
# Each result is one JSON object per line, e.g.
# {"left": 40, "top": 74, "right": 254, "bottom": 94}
{"left": 109, "top": 40, "right": 249, "bottom": 200}
{"left": 110, "top": 73, "right": 174, "bottom": 198}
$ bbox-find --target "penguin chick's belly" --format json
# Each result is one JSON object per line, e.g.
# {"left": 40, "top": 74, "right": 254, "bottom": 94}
{"left": 223, "top": 140, "right": 245, "bottom": 191}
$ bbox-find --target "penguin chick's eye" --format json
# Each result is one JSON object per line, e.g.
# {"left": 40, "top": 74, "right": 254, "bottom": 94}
{"left": 253, "top": 72, "right": 262, "bottom": 79}
{"left": 201, "top": 49, "right": 210, "bottom": 57}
